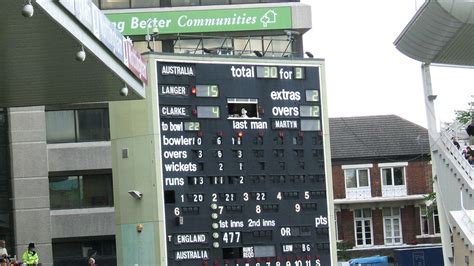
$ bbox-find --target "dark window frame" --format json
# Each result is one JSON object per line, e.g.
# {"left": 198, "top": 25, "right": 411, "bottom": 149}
{"left": 49, "top": 170, "right": 114, "bottom": 210}
{"left": 46, "top": 107, "right": 110, "bottom": 144}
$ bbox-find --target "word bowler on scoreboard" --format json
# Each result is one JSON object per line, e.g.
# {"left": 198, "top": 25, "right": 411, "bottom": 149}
{"left": 158, "top": 58, "right": 331, "bottom": 266}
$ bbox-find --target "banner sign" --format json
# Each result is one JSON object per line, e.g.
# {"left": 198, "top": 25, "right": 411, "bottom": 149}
{"left": 106, "top": 6, "right": 292, "bottom": 36}
{"left": 59, "top": 0, "right": 147, "bottom": 84}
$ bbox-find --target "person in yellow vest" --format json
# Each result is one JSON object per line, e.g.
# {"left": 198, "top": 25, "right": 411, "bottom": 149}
{"left": 21, "top": 243, "right": 39, "bottom": 265}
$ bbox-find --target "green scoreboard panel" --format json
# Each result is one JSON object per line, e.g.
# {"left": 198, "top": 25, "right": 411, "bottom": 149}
{"left": 157, "top": 58, "right": 330, "bottom": 266}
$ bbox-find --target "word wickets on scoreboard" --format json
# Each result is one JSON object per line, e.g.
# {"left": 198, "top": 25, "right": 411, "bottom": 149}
{"left": 157, "top": 58, "right": 330, "bottom": 266}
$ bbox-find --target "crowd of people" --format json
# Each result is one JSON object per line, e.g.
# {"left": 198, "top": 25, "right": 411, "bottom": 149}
{"left": 0, "top": 241, "right": 39, "bottom": 266}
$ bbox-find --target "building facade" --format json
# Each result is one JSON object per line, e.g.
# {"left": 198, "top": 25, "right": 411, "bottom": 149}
{"left": 330, "top": 115, "right": 441, "bottom": 262}
{"left": 1, "top": 1, "right": 312, "bottom": 265}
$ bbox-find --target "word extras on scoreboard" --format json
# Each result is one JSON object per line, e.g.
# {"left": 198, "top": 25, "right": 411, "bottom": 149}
{"left": 157, "top": 59, "right": 330, "bottom": 266}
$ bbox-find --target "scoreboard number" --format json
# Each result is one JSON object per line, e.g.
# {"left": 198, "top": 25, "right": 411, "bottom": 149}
{"left": 197, "top": 106, "right": 220, "bottom": 118}
{"left": 184, "top": 121, "right": 200, "bottom": 131}
{"left": 294, "top": 67, "right": 305, "bottom": 80}
{"left": 195, "top": 85, "right": 219, "bottom": 97}
{"left": 299, "top": 106, "right": 320, "bottom": 117}
{"left": 222, "top": 232, "right": 241, "bottom": 244}
{"left": 305, "top": 90, "right": 319, "bottom": 102}
{"left": 256, "top": 66, "right": 278, "bottom": 79}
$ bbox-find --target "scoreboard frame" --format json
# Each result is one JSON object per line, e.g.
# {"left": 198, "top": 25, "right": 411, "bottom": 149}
{"left": 116, "top": 53, "right": 336, "bottom": 266}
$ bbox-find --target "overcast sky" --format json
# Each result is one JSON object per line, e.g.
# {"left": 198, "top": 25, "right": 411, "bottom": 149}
{"left": 301, "top": 0, "right": 474, "bottom": 128}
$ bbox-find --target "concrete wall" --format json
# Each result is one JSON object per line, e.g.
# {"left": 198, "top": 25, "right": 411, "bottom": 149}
{"left": 50, "top": 207, "right": 115, "bottom": 238}
{"left": 8, "top": 106, "right": 53, "bottom": 266}
{"left": 47, "top": 142, "right": 111, "bottom": 172}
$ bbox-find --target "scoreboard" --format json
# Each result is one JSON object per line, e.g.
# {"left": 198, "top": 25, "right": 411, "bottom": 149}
{"left": 157, "top": 57, "right": 332, "bottom": 266}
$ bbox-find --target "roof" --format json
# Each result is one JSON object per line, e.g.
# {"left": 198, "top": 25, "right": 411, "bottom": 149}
{"left": 0, "top": 0, "right": 145, "bottom": 107}
{"left": 329, "top": 115, "right": 430, "bottom": 160}
{"left": 394, "top": 0, "right": 474, "bottom": 66}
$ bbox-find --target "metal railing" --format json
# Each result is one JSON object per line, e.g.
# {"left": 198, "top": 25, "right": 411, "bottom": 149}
{"left": 440, "top": 129, "right": 474, "bottom": 180}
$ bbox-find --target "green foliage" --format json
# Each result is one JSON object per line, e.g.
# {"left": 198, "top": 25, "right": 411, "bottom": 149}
{"left": 337, "top": 241, "right": 354, "bottom": 261}
{"left": 455, "top": 110, "right": 473, "bottom": 124}
{"left": 423, "top": 191, "right": 437, "bottom": 219}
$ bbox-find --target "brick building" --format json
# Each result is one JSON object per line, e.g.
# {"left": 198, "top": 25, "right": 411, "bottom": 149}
{"left": 329, "top": 115, "right": 441, "bottom": 260}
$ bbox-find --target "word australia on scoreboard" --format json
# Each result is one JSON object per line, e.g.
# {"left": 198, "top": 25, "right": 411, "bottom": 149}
{"left": 157, "top": 57, "right": 332, "bottom": 266}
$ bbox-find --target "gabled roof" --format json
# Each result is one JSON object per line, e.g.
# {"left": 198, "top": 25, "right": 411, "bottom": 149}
{"left": 329, "top": 115, "right": 430, "bottom": 160}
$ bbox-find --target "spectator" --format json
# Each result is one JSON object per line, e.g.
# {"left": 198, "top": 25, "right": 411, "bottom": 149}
{"left": 467, "top": 119, "right": 474, "bottom": 136}
{"left": 464, "top": 147, "right": 473, "bottom": 159}
{"left": 452, "top": 137, "right": 461, "bottom": 149}
{"left": 22, "top": 242, "right": 39, "bottom": 266}
{"left": 0, "top": 240, "right": 8, "bottom": 262}
{"left": 468, "top": 155, "right": 474, "bottom": 165}
{"left": 468, "top": 119, "right": 474, "bottom": 145}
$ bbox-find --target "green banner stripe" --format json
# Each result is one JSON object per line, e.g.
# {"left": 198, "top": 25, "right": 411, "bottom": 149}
{"left": 106, "top": 6, "right": 292, "bottom": 36}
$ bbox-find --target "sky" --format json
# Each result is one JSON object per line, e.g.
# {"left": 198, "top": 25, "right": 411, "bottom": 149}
{"left": 300, "top": 0, "right": 474, "bottom": 128}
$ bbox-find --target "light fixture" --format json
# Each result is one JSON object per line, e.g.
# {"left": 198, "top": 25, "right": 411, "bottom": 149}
{"left": 75, "top": 46, "right": 86, "bottom": 62}
{"left": 22, "top": 0, "right": 34, "bottom": 18}
{"left": 305, "top": 51, "right": 314, "bottom": 58}
{"left": 428, "top": 95, "right": 437, "bottom": 101}
{"left": 145, "top": 21, "right": 159, "bottom": 52}
{"left": 253, "top": 50, "right": 263, "bottom": 57}
{"left": 120, "top": 84, "right": 129, "bottom": 97}
{"left": 128, "top": 190, "right": 143, "bottom": 199}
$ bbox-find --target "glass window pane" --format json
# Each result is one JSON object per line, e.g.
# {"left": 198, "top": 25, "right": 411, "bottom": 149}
{"left": 171, "top": 0, "right": 199, "bottom": 6}
{"left": 345, "top": 169, "right": 356, "bottom": 188}
{"left": 354, "top": 209, "right": 361, "bottom": 218}
{"left": 201, "top": 0, "right": 229, "bottom": 5}
{"left": 263, "top": 35, "right": 290, "bottom": 57}
{"left": 203, "top": 38, "right": 233, "bottom": 55}
{"left": 49, "top": 176, "right": 80, "bottom": 209}
{"left": 434, "top": 209, "right": 440, "bottom": 234}
{"left": 101, "top": 0, "right": 130, "bottom": 9}
{"left": 174, "top": 39, "right": 202, "bottom": 54}
{"left": 392, "top": 208, "right": 400, "bottom": 215}
{"left": 81, "top": 174, "right": 114, "bottom": 208}
{"left": 363, "top": 208, "right": 371, "bottom": 217}
{"left": 132, "top": 0, "right": 160, "bottom": 7}
{"left": 382, "top": 168, "right": 392, "bottom": 185}
{"left": 77, "top": 109, "right": 110, "bottom": 142}
{"left": 232, "top": 0, "right": 260, "bottom": 3}
{"left": 394, "top": 167, "right": 404, "bottom": 185}
{"left": 46, "top": 110, "right": 76, "bottom": 143}
{"left": 234, "top": 37, "right": 263, "bottom": 56}
{"left": 383, "top": 207, "right": 391, "bottom": 216}
{"left": 52, "top": 242, "right": 82, "bottom": 258}
{"left": 358, "top": 169, "right": 369, "bottom": 187}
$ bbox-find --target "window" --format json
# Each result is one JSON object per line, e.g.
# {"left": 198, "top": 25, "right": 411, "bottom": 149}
{"left": 379, "top": 162, "right": 408, "bottom": 197}
{"left": 53, "top": 237, "right": 116, "bottom": 265}
{"left": 100, "top": 0, "right": 130, "bottom": 9}
{"left": 354, "top": 208, "right": 373, "bottom": 247}
{"left": 381, "top": 167, "right": 405, "bottom": 186}
{"left": 345, "top": 169, "right": 369, "bottom": 189}
{"left": 49, "top": 173, "right": 114, "bottom": 210}
{"left": 420, "top": 206, "right": 440, "bottom": 235}
{"left": 342, "top": 164, "right": 372, "bottom": 199}
{"left": 383, "top": 207, "right": 402, "bottom": 245}
{"left": 173, "top": 36, "right": 293, "bottom": 57}
{"left": 46, "top": 108, "right": 110, "bottom": 143}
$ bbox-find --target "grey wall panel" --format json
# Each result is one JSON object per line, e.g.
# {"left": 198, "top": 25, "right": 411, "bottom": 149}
{"left": 11, "top": 177, "right": 50, "bottom": 210}
{"left": 10, "top": 142, "right": 48, "bottom": 178}
{"left": 50, "top": 208, "right": 115, "bottom": 238}
{"left": 13, "top": 209, "right": 52, "bottom": 245}
{"left": 48, "top": 142, "right": 112, "bottom": 172}
{"left": 291, "top": 3, "right": 312, "bottom": 30}
{"left": 8, "top": 107, "right": 46, "bottom": 143}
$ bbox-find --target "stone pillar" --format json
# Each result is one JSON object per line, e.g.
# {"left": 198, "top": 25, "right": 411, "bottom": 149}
{"left": 8, "top": 107, "right": 52, "bottom": 265}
